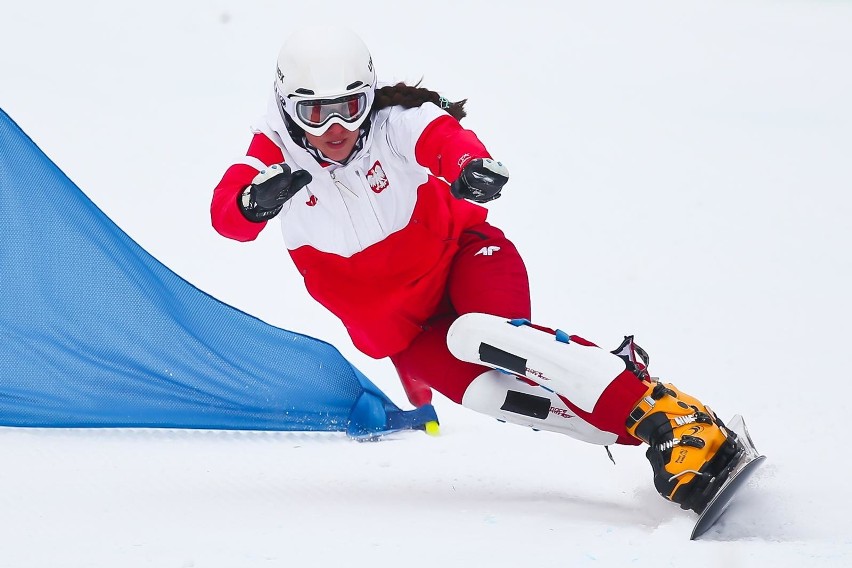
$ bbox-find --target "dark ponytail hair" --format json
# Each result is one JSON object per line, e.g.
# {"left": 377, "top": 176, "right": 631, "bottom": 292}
{"left": 372, "top": 81, "right": 467, "bottom": 121}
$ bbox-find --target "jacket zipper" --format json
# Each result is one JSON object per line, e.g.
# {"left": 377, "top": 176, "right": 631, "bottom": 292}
{"left": 330, "top": 171, "right": 357, "bottom": 197}
{"left": 355, "top": 168, "right": 386, "bottom": 235}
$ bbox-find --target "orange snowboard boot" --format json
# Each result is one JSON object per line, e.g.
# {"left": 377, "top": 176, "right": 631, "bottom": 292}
{"left": 626, "top": 381, "right": 741, "bottom": 513}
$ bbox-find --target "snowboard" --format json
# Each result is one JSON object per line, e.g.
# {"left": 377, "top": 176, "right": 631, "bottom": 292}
{"left": 690, "top": 414, "right": 765, "bottom": 540}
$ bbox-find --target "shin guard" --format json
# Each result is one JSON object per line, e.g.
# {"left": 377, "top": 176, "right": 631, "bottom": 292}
{"left": 448, "top": 313, "right": 647, "bottom": 442}
{"left": 461, "top": 370, "right": 618, "bottom": 445}
{"left": 448, "top": 313, "right": 626, "bottom": 412}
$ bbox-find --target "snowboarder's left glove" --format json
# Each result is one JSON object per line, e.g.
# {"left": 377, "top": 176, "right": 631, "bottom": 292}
{"left": 450, "top": 158, "right": 508, "bottom": 203}
{"left": 238, "top": 163, "right": 312, "bottom": 223}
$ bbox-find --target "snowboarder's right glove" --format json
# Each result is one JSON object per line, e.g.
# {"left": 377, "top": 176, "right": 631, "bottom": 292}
{"left": 450, "top": 158, "right": 508, "bottom": 203}
{"left": 238, "top": 163, "right": 312, "bottom": 222}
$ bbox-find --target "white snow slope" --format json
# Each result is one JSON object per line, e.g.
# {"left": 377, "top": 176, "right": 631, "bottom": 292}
{"left": 2, "top": 1, "right": 851, "bottom": 566}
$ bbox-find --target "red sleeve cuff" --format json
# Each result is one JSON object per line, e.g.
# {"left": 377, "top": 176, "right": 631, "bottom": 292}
{"left": 414, "top": 115, "right": 491, "bottom": 182}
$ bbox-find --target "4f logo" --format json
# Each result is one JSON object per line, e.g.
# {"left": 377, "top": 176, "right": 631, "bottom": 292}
{"left": 475, "top": 246, "right": 500, "bottom": 256}
{"left": 366, "top": 161, "right": 389, "bottom": 193}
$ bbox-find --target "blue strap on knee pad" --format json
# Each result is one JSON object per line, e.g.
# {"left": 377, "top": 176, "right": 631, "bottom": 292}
{"left": 508, "top": 318, "right": 572, "bottom": 344}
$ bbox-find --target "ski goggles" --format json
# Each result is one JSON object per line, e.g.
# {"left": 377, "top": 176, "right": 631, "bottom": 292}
{"left": 294, "top": 93, "right": 368, "bottom": 132}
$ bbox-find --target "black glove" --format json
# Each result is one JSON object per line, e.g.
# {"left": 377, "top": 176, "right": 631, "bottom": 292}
{"left": 238, "top": 163, "right": 312, "bottom": 222}
{"left": 450, "top": 158, "right": 509, "bottom": 203}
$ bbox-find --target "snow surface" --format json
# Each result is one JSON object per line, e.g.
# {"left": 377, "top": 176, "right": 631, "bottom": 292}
{"left": 2, "top": 0, "right": 852, "bottom": 566}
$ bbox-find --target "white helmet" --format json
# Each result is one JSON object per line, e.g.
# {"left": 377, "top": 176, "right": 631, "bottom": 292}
{"left": 274, "top": 27, "right": 376, "bottom": 137}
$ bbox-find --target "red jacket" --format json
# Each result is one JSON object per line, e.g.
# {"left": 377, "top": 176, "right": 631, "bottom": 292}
{"left": 212, "top": 102, "right": 490, "bottom": 358}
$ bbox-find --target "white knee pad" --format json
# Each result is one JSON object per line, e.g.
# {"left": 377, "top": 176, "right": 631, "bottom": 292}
{"left": 448, "top": 313, "right": 626, "bottom": 413}
{"left": 461, "top": 370, "right": 617, "bottom": 445}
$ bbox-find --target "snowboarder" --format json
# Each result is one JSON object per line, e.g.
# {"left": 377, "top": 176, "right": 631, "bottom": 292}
{"left": 211, "top": 26, "right": 742, "bottom": 515}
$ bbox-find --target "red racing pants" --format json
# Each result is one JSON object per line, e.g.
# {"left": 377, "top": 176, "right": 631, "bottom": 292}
{"left": 390, "top": 222, "right": 531, "bottom": 406}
